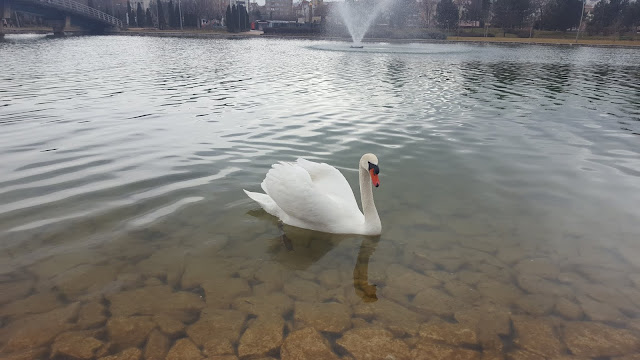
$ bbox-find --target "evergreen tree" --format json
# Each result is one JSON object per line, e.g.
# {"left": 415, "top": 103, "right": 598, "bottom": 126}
{"left": 137, "top": 3, "right": 145, "bottom": 27}
{"left": 390, "top": 0, "right": 417, "bottom": 28}
{"left": 146, "top": 8, "right": 153, "bottom": 27}
{"left": 226, "top": 5, "right": 232, "bottom": 31}
{"left": 239, "top": 4, "right": 246, "bottom": 30}
{"left": 589, "top": 0, "right": 616, "bottom": 33}
{"left": 157, "top": 0, "right": 167, "bottom": 29}
{"left": 539, "top": 0, "right": 582, "bottom": 30}
{"left": 174, "top": 3, "right": 181, "bottom": 29}
{"left": 436, "top": 0, "right": 459, "bottom": 30}
{"left": 492, "top": 0, "right": 531, "bottom": 29}
{"left": 232, "top": 4, "right": 238, "bottom": 32}
{"left": 245, "top": 6, "right": 250, "bottom": 30}
{"left": 168, "top": 0, "right": 175, "bottom": 28}
{"left": 625, "top": 1, "right": 640, "bottom": 28}
{"left": 588, "top": 0, "right": 639, "bottom": 34}
{"left": 127, "top": 0, "right": 132, "bottom": 25}
{"left": 462, "top": 0, "right": 491, "bottom": 25}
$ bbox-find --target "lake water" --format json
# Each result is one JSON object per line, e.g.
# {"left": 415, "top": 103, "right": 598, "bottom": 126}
{"left": 1, "top": 35, "right": 640, "bottom": 359}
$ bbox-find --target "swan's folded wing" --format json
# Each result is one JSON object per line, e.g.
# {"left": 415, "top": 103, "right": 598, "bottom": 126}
{"left": 295, "top": 158, "right": 360, "bottom": 213}
{"left": 261, "top": 162, "right": 350, "bottom": 226}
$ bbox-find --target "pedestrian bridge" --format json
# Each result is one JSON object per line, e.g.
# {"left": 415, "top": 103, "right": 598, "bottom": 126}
{"left": 1, "top": 0, "right": 122, "bottom": 36}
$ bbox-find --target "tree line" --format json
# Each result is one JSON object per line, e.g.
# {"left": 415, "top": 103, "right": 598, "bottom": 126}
{"left": 225, "top": 4, "right": 250, "bottom": 32}
{"left": 430, "top": 0, "right": 640, "bottom": 35}
{"left": 94, "top": 0, "right": 219, "bottom": 29}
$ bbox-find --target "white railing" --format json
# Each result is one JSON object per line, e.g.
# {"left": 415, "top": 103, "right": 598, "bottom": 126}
{"left": 26, "top": 0, "right": 122, "bottom": 27}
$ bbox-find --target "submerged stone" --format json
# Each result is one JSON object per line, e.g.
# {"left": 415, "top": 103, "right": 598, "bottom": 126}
{"left": 578, "top": 296, "right": 627, "bottom": 324}
{"left": 98, "top": 347, "right": 142, "bottom": 360}
{"left": 337, "top": 327, "right": 411, "bottom": 360}
{"left": 106, "top": 316, "right": 155, "bottom": 351}
{"left": 515, "top": 294, "right": 556, "bottom": 316}
{"left": 54, "top": 263, "right": 124, "bottom": 299}
{"left": 233, "top": 293, "right": 293, "bottom": 318}
{"left": 517, "top": 274, "right": 573, "bottom": 298}
{"left": 563, "top": 321, "right": 640, "bottom": 357}
{"left": 454, "top": 306, "right": 511, "bottom": 337}
{"left": 476, "top": 279, "right": 522, "bottom": 306}
{"left": 51, "top": 331, "right": 104, "bottom": 359}
{"left": 153, "top": 314, "right": 185, "bottom": 337}
{"left": 144, "top": 329, "right": 170, "bottom": 360}
{"left": 514, "top": 258, "right": 560, "bottom": 279}
{"left": 411, "top": 341, "right": 481, "bottom": 360}
{"left": 136, "top": 247, "right": 185, "bottom": 287}
{"left": 444, "top": 280, "right": 480, "bottom": 303}
{"left": 0, "top": 280, "right": 33, "bottom": 306}
{"left": 107, "top": 285, "right": 204, "bottom": 322}
{"left": 187, "top": 309, "right": 246, "bottom": 345}
{"left": 496, "top": 247, "right": 527, "bottom": 265}
{"left": 505, "top": 349, "right": 544, "bottom": 360}
{"left": 181, "top": 257, "right": 235, "bottom": 289}
{"left": 511, "top": 315, "right": 564, "bottom": 357}
{"left": 281, "top": 327, "right": 340, "bottom": 360}
{"left": 0, "top": 291, "right": 62, "bottom": 318}
{"left": 418, "top": 320, "right": 479, "bottom": 346}
{"left": 166, "top": 338, "right": 203, "bottom": 360}
{"left": 386, "top": 264, "right": 441, "bottom": 291}
{"left": 283, "top": 278, "right": 322, "bottom": 301}
{"left": 370, "top": 299, "right": 427, "bottom": 336}
{"left": 0, "top": 302, "right": 79, "bottom": 352}
{"left": 201, "top": 276, "right": 251, "bottom": 309}
{"left": 203, "top": 338, "right": 235, "bottom": 357}
{"left": 238, "top": 315, "right": 284, "bottom": 358}
{"left": 0, "top": 347, "right": 48, "bottom": 360}
{"left": 294, "top": 301, "right": 351, "bottom": 333}
{"left": 412, "top": 288, "right": 465, "bottom": 317}
{"left": 554, "top": 297, "right": 584, "bottom": 320}
{"left": 77, "top": 301, "right": 107, "bottom": 329}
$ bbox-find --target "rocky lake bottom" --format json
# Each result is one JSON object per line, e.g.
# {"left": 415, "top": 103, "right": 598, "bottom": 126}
{"left": 1, "top": 201, "right": 640, "bottom": 360}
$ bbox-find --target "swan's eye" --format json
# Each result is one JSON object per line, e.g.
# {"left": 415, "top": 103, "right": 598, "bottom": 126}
{"left": 368, "top": 162, "right": 380, "bottom": 175}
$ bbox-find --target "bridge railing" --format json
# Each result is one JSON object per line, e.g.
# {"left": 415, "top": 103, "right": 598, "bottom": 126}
{"left": 27, "top": 0, "right": 123, "bottom": 28}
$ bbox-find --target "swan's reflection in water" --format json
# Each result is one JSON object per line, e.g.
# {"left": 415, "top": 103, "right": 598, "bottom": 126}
{"left": 264, "top": 221, "right": 381, "bottom": 303}
{"left": 353, "top": 236, "right": 380, "bottom": 303}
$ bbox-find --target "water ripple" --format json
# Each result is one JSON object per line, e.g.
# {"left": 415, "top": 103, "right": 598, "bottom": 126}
{"left": 0, "top": 36, "right": 639, "bottom": 256}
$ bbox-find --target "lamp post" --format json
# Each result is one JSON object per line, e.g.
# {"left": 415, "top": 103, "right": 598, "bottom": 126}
{"left": 575, "top": 0, "right": 585, "bottom": 43}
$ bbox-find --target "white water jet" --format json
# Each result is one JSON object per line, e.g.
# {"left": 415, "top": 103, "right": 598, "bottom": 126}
{"left": 336, "top": 0, "right": 394, "bottom": 46}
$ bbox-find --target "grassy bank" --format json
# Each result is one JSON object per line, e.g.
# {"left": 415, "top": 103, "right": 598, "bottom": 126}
{"left": 447, "top": 36, "right": 640, "bottom": 47}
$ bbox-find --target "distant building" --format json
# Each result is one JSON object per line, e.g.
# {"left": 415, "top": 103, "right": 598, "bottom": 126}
{"left": 265, "top": 0, "right": 293, "bottom": 20}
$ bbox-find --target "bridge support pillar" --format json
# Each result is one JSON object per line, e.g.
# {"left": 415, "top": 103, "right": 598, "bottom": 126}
{"left": 50, "top": 15, "right": 70, "bottom": 36}
{"left": 0, "top": 0, "right": 11, "bottom": 38}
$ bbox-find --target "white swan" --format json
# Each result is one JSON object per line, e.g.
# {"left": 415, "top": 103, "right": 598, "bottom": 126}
{"left": 244, "top": 153, "right": 382, "bottom": 235}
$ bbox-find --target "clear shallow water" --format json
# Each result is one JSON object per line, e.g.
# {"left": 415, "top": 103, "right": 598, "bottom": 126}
{"left": 1, "top": 35, "right": 640, "bottom": 359}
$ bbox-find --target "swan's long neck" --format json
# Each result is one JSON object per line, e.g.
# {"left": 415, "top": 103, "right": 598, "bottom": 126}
{"left": 359, "top": 166, "right": 381, "bottom": 234}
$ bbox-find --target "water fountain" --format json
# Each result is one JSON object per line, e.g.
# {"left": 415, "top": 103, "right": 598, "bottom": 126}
{"left": 335, "top": 0, "right": 393, "bottom": 48}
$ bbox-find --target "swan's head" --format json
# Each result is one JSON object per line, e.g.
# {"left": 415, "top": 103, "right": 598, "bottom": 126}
{"left": 360, "top": 153, "right": 380, "bottom": 188}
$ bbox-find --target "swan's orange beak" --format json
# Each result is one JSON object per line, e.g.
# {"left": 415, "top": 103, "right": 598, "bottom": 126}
{"left": 369, "top": 169, "right": 380, "bottom": 187}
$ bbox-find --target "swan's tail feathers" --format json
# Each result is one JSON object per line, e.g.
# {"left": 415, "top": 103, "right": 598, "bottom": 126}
{"left": 243, "top": 190, "right": 280, "bottom": 217}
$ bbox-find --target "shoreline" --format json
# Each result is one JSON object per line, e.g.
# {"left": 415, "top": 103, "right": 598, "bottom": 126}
{"left": 4, "top": 27, "right": 640, "bottom": 48}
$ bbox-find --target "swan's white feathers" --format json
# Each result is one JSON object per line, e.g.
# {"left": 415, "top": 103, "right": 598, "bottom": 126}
{"left": 244, "top": 156, "right": 378, "bottom": 235}
{"left": 262, "top": 162, "right": 334, "bottom": 228}
{"left": 294, "top": 158, "right": 360, "bottom": 213}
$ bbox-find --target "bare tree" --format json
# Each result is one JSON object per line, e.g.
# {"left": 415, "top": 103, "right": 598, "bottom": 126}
{"left": 420, "top": 0, "right": 439, "bottom": 27}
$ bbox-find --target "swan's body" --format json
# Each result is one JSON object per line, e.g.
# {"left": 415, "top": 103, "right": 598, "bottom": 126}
{"left": 244, "top": 154, "right": 382, "bottom": 235}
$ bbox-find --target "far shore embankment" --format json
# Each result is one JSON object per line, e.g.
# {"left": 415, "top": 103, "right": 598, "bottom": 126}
{"left": 5, "top": 27, "right": 640, "bottom": 48}
{"left": 112, "top": 29, "right": 640, "bottom": 48}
